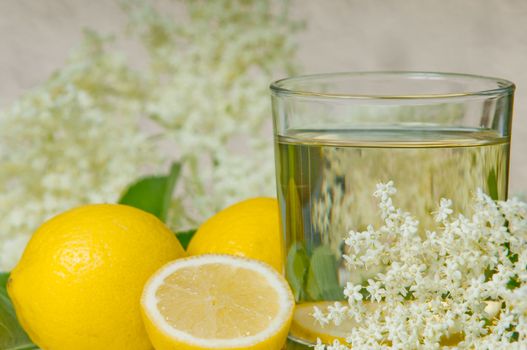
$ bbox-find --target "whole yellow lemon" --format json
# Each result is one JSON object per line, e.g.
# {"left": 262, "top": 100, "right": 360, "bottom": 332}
{"left": 7, "top": 204, "right": 185, "bottom": 350}
{"left": 187, "top": 198, "right": 283, "bottom": 272}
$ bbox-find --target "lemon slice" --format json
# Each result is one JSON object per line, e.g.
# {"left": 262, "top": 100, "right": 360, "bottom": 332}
{"left": 290, "top": 301, "right": 502, "bottom": 346}
{"left": 141, "top": 254, "right": 294, "bottom": 350}
{"left": 289, "top": 301, "right": 359, "bottom": 345}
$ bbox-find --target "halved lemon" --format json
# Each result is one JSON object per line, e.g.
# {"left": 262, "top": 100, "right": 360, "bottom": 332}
{"left": 141, "top": 254, "right": 294, "bottom": 350}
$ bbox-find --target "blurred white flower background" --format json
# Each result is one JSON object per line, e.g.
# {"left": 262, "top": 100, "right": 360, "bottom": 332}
{"left": 1, "top": 0, "right": 526, "bottom": 272}
{"left": 0, "top": 0, "right": 300, "bottom": 270}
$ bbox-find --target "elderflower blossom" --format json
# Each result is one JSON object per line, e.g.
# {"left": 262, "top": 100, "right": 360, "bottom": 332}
{"left": 0, "top": 32, "right": 155, "bottom": 270}
{"left": 0, "top": 0, "right": 300, "bottom": 270}
{"left": 124, "top": 0, "right": 301, "bottom": 228}
{"left": 314, "top": 182, "right": 527, "bottom": 350}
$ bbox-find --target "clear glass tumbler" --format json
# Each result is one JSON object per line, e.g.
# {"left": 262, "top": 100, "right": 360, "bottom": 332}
{"left": 270, "top": 72, "right": 515, "bottom": 346}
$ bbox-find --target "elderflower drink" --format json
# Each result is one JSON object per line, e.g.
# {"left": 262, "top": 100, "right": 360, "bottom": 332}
{"left": 270, "top": 72, "right": 515, "bottom": 347}
{"left": 277, "top": 127, "right": 509, "bottom": 237}
{"left": 276, "top": 127, "right": 508, "bottom": 293}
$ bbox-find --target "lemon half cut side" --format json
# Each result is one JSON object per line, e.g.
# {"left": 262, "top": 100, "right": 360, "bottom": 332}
{"left": 141, "top": 254, "right": 294, "bottom": 350}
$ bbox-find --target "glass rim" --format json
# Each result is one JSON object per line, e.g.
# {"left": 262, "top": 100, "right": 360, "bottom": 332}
{"left": 270, "top": 71, "right": 515, "bottom": 100}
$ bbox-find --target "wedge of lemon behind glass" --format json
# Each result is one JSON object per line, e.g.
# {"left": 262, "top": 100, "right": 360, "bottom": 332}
{"left": 289, "top": 302, "right": 354, "bottom": 345}
{"left": 141, "top": 254, "right": 294, "bottom": 350}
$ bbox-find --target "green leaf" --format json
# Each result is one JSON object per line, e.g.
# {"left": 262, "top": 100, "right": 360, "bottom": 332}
{"left": 0, "top": 273, "right": 9, "bottom": 295}
{"left": 176, "top": 229, "right": 197, "bottom": 250}
{"left": 506, "top": 276, "right": 521, "bottom": 290}
{"left": 306, "top": 246, "right": 343, "bottom": 301}
{"left": 487, "top": 168, "right": 499, "bottom": 201}
{"left": 119, "top": 163, "right": 181, "bottom": 222}
{"left": 0, "top": 272, "right": 39, "bottom": 350}
{"left": 285, "top": 243, "right": 310, "bottom": 301}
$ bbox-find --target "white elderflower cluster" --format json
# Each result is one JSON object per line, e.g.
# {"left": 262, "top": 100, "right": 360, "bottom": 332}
{"left": 0, "top": 32, "right": 156, "bottom": 270}
{"left": 124, "top": 0, "right": 300, "bottom": 227}
{"left": 314, "top": 181, "right": 527, "bottom": 350}
{"left": 0, "top": 1, "right": 299, "bottom": 270}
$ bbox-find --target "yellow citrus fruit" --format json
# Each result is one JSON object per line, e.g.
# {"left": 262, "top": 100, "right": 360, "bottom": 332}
{"left": 289, "top": 301, "right": 358, "bottom": 344}
{"left": 8, "top": 204, "right": 185, "bottom": 350}
{"left": 187, "top": 198, "right": 283, "bottom": 272}
{"left": 141, "top": 254, "right": 294, "bottom": 350}
{"left": 290, "top": 301, "right": 501, "bottom": 346}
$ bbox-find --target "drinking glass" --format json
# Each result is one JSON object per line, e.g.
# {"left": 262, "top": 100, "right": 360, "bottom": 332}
{"left": 270, "top": 72, "right": 515, "bottom": 346}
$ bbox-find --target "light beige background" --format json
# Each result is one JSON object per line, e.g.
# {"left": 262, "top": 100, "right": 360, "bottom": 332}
{"left": 0, "top": 0, "right": 526, "bottom": 192}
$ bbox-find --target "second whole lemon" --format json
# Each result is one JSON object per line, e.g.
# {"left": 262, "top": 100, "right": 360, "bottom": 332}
{"left": 187, "top": 197, "right": 283, "bottom": 272}
{"left": 7, "top": 204, "right": 185, "bottom": 350}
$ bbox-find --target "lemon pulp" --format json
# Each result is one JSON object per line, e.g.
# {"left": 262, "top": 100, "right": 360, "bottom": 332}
{"left": 141, "top": 254, "right": 294, "bottom": 350}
